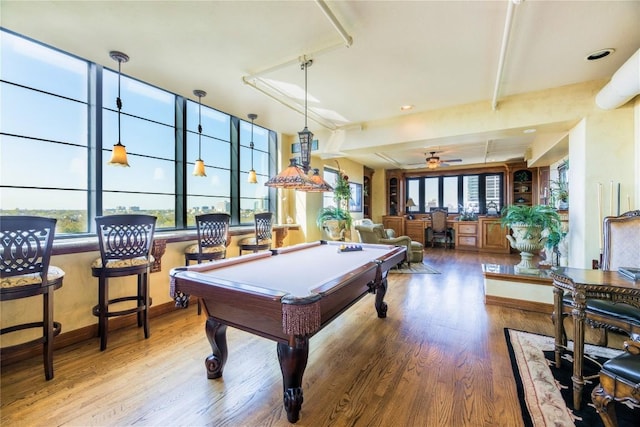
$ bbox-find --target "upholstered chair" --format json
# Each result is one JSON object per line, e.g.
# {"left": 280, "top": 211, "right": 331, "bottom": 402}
{"left": 355, "top": 223, "right": 423, "bottom": 265}
{"left": 592, "top": 340, "right": 640, "bottom": 427}
{"left": 1, "top": 216, "right": 64, "bottom": 380}
{"left": 238, "top": 212, "right": 273, "bottom": 255}
{"left": 91, "top": 214, "right": 157, "bottom": 351}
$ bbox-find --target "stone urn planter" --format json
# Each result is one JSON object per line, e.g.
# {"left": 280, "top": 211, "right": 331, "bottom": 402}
{"left": 506, "top": 223, "right": 546, "bottom": 273}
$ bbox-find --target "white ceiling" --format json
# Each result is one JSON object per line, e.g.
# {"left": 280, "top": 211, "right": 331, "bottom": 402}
{"left": 2, "top": 0, "right": 639, "bottom": 170}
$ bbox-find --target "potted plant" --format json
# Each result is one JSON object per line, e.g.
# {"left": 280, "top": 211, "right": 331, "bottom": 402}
{"left": 501, "top": 204, "right": 562, "bottom": 273}
{"left": 316, "top": 164, "right": 353, "bottom": 240}
{"left": 550, "top": 180, "right": 569, "bottom": 210}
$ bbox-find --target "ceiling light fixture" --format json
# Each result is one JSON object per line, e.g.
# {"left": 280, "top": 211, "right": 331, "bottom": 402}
{"left": 192, "top": 89, "right": 207, "bottom": 177}
{"left": 586, "top": 48, "right": 615, "bottom": 61}
{"left": 265, "top": 57, "right": 330, "bottom": 192}
{"left": 247, "top": 113, "right": 258, "bottom": 184}
{"left": 400, "top": 105, "right": 414, "bottom": 111}
{"left": 107, "top": 51, "right": 130, "bottom": 167}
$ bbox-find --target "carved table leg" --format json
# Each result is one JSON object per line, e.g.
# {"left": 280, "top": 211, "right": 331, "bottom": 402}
{"left": 374, "top": 272, "right": 388, "bottom": 319}
{"left": 277, "top": 336, "right": 309, "bottom": 424}
{"left": 571, "top": 290, "right": 586, "bottom": 410}
{"left": 553, "top": 286, "right": 564, "bottom": 368}
{"left": 205, "top": 316, "right": 228, "bottom": 379}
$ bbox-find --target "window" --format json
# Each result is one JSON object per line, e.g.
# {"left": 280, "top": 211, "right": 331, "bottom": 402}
{"left": 405, "top": 173, "right": 503, "bottom": 215}
{"left": 322, "top": 168, "right": 340, "bottom": 208}
{"left": 239, "top": 118, "right": 270, "bottom": 224}
{"left": 0, "top": 30, "right": 90, "bottom": 233}
{"left": 102, "top": 70, "right": 177, "bottom": 227}
{"left": 185, "top": 100, "right": 231, "bottom": 226}
{"left": 0, "top": 29, "right": 276, "bottom": 234}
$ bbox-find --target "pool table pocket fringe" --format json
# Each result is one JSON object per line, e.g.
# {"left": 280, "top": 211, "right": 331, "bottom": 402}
{"left": 282, "top": 299, "right": 321, "bottom": 335}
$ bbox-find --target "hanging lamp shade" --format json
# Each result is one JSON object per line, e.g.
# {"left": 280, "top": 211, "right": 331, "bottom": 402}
{"left": 304, "top": 168, "right": 333, "bottom": 192}
{"left": 248, "top": 169, "right": 258, "bottom": 184}
{"left": 192, "top": 89, "right": 207, "bottom": 177}
{"left": 193, "top": 159, "right": 206, "bottom": 177}
{"left": 265, "top": 158, "right": 316, "bottom": 189}
{"left": 108, "top": 142, "right": 129, "bottom": 167}
{"left": 107, "top": 51, "right": 130, "bottom": 167}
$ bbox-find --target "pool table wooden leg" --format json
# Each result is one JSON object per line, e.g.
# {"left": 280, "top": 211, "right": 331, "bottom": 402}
{"left": 204, "top": 316, "right": 228, "bottom": 379}
{"left": 374, "top": 273, "right": 388, "bottom": 318}
{"left": 277, "top": 337, "right": 309, "bottom": 424}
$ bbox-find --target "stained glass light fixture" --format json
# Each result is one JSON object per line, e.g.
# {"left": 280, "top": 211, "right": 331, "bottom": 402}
{"left": 107, "top": 51, "right": 130, "bottom": 167}
{"left": 192, "top": 89, "right": 207, "bottom": 177}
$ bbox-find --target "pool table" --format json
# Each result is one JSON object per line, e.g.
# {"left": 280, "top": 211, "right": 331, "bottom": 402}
{"left": 169, "top": 240, "right": 406, "bottom": 423}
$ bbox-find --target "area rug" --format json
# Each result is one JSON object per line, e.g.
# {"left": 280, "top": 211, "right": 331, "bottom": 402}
{"left": 388, "top": 262, "right": 439, "bottom": 274}
{"left": 505, "top": 328, "right": 638, "bottom": 427}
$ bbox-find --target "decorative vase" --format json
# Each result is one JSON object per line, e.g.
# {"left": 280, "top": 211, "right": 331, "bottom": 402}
{"left": 505, "top": 223, "right": 546, "bottom": 274}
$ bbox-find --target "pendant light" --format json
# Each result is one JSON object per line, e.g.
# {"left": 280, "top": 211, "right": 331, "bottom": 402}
{"left": 247, "top": 113, "right": 258, "bottom": 184}
{"left": 107, "top": 51, "right": 130, "bottom": 167}
{"left": 192, "top": 89, "right": 207, "bottom": 177}
{"left": 265, "top": 57, "right": 329, "bottom": 191}
{"left": 297, "top": 58, "right": 313, "bottom": 174}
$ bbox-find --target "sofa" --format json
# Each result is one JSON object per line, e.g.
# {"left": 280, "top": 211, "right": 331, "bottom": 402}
{"left": 355, "top": 221, "right": 424, "bottom": 265}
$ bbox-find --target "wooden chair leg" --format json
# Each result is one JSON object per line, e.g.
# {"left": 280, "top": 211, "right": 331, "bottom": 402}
{"left": 592, "top": 384, "right": 618, "bottom": 427}
{"left": 142, "top": 271, "right": 150, "bottom": 339}
{"left": 99, "top": 277, "right": 108, "bottom": 351}
{"left": 43, "top": 290, "right": 54, "bottom": 380}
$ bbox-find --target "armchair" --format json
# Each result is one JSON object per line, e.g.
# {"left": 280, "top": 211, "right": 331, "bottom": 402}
{"left": 355, "top": 223, "right": 424, "bottom": 265}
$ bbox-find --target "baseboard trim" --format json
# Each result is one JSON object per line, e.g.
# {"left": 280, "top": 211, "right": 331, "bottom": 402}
{"left": 484, "top": 295, "right": 552, "bottom": 314}
{"left": 1, "top": 301, "right": 181, "bottom": 366}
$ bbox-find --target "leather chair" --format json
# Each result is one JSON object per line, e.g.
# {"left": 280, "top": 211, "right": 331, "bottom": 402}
{"left": 558, "top": 210, "right": 640, "bottom": 347}
{"left": 592, "top": 340, "right": 640, "bottom": 427}
{"left": 91, "top": 214, "right": 157, "bottom": 351}
{"left": 183, "top": 213, "right": 230, "bottom": 314}
{"left": 0, "top": 216, "right": 64, "bottom": 380}
{"left": 429, "top": 208, "right": 453, "bottom": 249}
{"left": 238, "top": 212, "right": 273, "bottom": 255}
{"left": 355, "top": 222, "right": 423, "bottom": 265}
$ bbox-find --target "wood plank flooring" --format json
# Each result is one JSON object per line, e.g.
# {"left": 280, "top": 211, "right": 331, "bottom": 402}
{"left": 0, "top": 250, "right": 589, "bottom": 426}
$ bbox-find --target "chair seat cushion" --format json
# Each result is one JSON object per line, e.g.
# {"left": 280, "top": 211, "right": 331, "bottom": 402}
{"left": 602, "top": 351, "right": 640, "bottom": 384}
{"left": 563, "top": 296, "right": 640, "bottom": 324}
{"left": 238, "top": 237, "right": 272, "bottom": 246}
{"left": 0, "top": 266, "right": 65, "bottom": 289}
{"left": 91, "top": 255, "right": 154, "bottom": 269}
{"left": 184, "top": 244, "right": 226, "bottom": 255}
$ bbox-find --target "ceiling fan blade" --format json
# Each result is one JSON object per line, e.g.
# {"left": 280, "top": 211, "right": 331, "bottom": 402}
{"left": 442, "top": 158, "right": 462, "bottom": 163}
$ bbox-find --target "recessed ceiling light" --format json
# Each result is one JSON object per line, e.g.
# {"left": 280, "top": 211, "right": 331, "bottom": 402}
{"left": 586, "top": 48, "right": 615, "bottom": 61}
{"left": 400, "top": 105, "right": 414, "bottom": 111}
{"left": 523, "top": 128, "right": 536, "bottom": 134}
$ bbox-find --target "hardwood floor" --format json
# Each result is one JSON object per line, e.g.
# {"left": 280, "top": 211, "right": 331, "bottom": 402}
{"left": 1, "top": 250, "right": 567, "bottom": 426}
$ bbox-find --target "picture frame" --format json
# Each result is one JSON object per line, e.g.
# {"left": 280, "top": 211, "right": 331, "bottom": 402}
{"left": 349, "top": 182, "right": 362, "bottom": 212}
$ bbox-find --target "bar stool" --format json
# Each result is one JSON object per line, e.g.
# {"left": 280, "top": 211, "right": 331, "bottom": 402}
{"left": 183, "top": 213, "right": 230, "bottom": 314}
{"left": 238, "top": 212, "right": 273, "bottom": 255}
{"left": 0, "top": 216, "right": 64, "bottom": 380}
{"left": 91, "top": 214, "right": 156, "bottom": 351}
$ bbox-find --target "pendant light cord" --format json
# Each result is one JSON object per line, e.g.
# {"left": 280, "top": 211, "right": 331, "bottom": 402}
{"left": 117, "top": 59, "right": 122, "bottom": 144}
{"left": 197, "top": 94, "right": 202, "bottom": 159}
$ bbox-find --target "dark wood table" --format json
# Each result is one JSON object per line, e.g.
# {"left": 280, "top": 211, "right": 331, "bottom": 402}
{"left": 169, "top": 240, "right": 406, "bottom": 423}
{"left": 550, "top": 268, "right": 640, "bottom": 409}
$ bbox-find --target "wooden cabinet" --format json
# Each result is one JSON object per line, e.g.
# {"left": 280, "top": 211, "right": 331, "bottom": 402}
{"left": 478, "top": 217, "right": 510, "bottom": 253}
{"left": 454, "top": 221, "right": 478, "bottom": 250}
{"left": 363, "top": 167, "right": 374, "bottom": 219}
{"left": 405, "top": 220, "right": 426, "bottom": 245}
{"left": 509, "top": 166, "right": 538, "bottom": 206}
{"left": 386, "top": 170, "right": 403, "bottom": 216}
{"left": 382, "top": 215, "right": 404, "bottom": 238}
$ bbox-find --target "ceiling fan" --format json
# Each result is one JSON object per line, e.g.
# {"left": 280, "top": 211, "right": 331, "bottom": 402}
{"left": 424, "top": 151, "right": 462, "bottom": 169}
